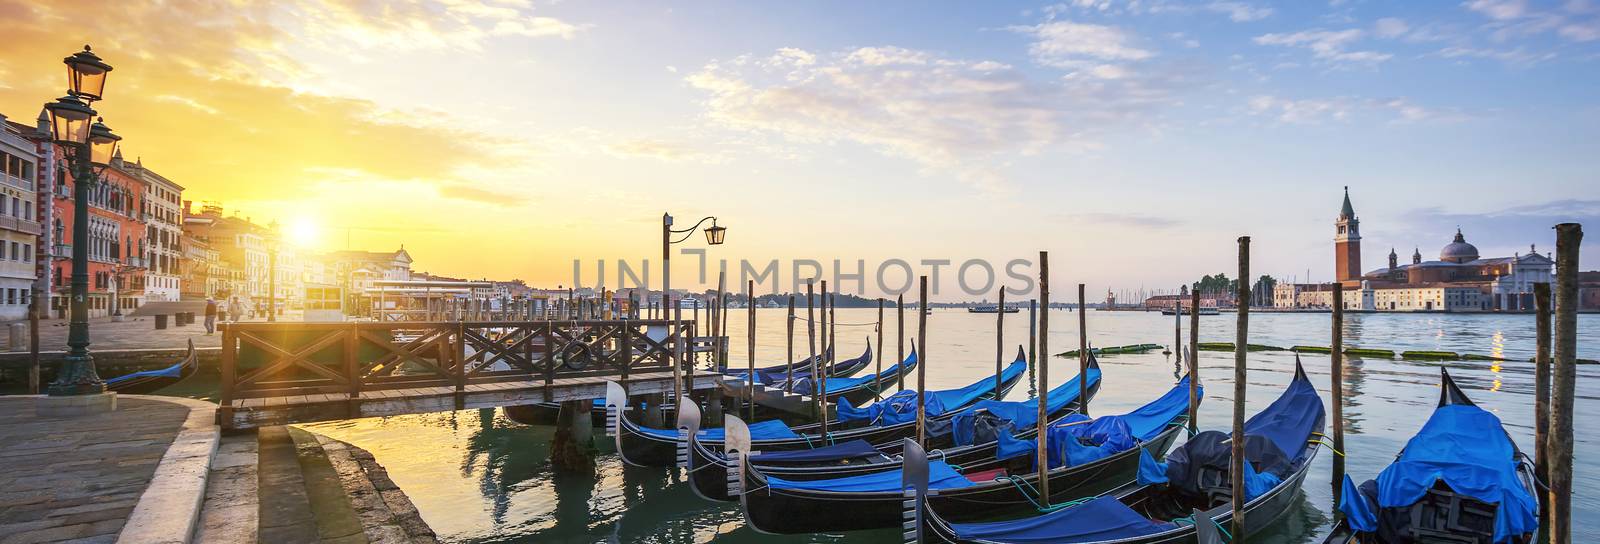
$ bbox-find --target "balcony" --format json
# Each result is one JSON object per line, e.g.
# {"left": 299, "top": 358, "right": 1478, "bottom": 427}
{"left": 0, "top": 216, "right": 42, "bottom": 235}
{"left": 125, "top": 257, "right": 148, "bottom": 268}
{"left": 52, "top": 244, "right": 71, "bottom": 258}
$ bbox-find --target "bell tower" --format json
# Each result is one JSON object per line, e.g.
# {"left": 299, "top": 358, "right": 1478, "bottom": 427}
{"left": 1335, "top": 186, "right": 1361, "bottom": 284}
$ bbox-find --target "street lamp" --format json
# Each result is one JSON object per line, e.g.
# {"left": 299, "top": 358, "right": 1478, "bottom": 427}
{"left": 661, "top": 213, "right": 725, "bottom": 408}
{"left": 43, "top": 45, "right": 115, "bottom": 396}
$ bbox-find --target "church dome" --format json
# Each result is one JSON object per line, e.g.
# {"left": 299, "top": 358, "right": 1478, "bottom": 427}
{"left": 1440, "top": 229, "right": 1479, "bottom": 263}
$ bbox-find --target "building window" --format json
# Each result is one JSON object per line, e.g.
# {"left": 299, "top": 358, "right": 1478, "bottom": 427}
{"left": 22, "top": 244, "right": 30, "bottom": 262}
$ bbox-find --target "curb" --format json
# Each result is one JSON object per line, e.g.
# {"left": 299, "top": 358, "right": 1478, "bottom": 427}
{"left": 115, "top": 395, "right": 221, "bottom": 544}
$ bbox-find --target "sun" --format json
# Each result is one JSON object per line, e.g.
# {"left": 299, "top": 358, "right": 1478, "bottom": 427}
{"left": 285, "top": 217, "right": 321, "bottom": 248}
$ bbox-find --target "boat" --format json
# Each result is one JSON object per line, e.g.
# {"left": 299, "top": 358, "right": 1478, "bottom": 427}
{"left": 968, "top": 306, "right": 1021, "bottom": 314}
{"left": 781, "top": 349, "right": 919, "bottom": 407}
{"left": 685, "top": 349, "right": 1103, "bottom": 503}
{"left": 1323, "top": 368, "right": 1538, "bottom": 544}
{"left": 909, "top": 356, "right": 1325, "bottom": 544}
{"left": 735, "top": 372, "right": 1193, "bottom": 534}
{"left": 608, "top": 356, "right": 1029, "bottom": 467}
{"left": 105, "top": 339, "right": 197, "bottom": 394}
{"left": 752, "top": 343, "right": 873, "bottom": 388}
{"left": 1161, "top": 307, "right": 1219, "bottom": 316}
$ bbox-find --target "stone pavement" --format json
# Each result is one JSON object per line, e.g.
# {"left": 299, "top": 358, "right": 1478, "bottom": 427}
{"left": 0, "top": 397, "right": 190, "bottom": 544}
{"left": 2, "top": 316, "right": 223, "bottom": 353}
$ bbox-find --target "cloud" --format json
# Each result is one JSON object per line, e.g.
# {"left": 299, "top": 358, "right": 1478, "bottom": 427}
{"left": 1254, "top": 28, "right": 1393, "bottom": 64}
{"left": 687, "top": 42, "right": 1195, "bottom": 193}
{"left": 1464, "top": 0, "right": 1530, "bottom": 20}
{"left": 1206, "top": 2, "right": 1274, "bottom": 22}
{"left": 286, "top": 0, "right": 588, "bottom": 52}
{"left": 1247, "top": 95, "right": 1464, "bottom": 124}
{"left": 1068, "top": 212, "right": 1183, "bottom": 229}
{"left": 1374, "top": 18, "right": 1411, "bottom": 39}
{"left": 605, "top": 139, "right": 718, "bottom": 162}
{"left": 1008, "top": 21, "right": 1154, "bottom": 68}
{"left": 1401, "top": 200, "right": 1600, "bottom": 264}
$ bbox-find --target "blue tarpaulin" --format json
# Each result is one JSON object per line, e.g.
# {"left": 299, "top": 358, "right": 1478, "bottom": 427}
{"left": 948, "top": 496, "right": 1175, "bottom": 543}
{"left": 998, "top": 377, "right": 1196, "bottom": 466}
{"left": 949, "top": 364, "right": 1103, "bottom": 446}
{"left": 1243, "top": 370, "right": 1323, "bottom": 463}
{"left": 768, "top": 459, "right": 975, "bottom": 492}
{"left": 1339, "top": 475, "right": 1378, "bottom": 532}
{"left": 750, "top": 439, "right": 881, "bottom": 464}
{"left": 835, "top": 359, "right": 1025, "bottom": 425}
{"left": 1370, "top": 404, "right": 1538, "bottom": 543}
{"left": 1137, "top": 448, "right": 1168, "bottom": 486}
{"left": 789, "top": 351, "right": 916, "bottom": 396}
{"left": 637, "top": 418, "right": 799, "bottom": 441}
{"left": 104, "top": 362, "right": 182, "bottom": 386}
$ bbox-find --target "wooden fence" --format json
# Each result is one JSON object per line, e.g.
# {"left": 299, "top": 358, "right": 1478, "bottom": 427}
{"left": 218, "top": 319, "right": 696, "bottom": 406}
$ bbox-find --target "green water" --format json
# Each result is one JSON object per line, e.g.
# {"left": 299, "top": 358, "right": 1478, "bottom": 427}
{"left": 196, "top": 310, "right": 1600, "bottom": 542}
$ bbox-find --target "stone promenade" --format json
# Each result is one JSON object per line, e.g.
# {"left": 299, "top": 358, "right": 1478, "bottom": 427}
{"left": 0, "top": 397, "right": 191, "bottom": 543}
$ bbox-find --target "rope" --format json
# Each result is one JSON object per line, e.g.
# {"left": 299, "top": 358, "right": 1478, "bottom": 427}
{"left": 1312, "top": 439, "right": 1346, "bottom": 457}
{"left": 1172, "top": 515, "right": 1233, "bottom": 541}
{"left": 995, "top": 476, "right": 1093, "bottom": 513}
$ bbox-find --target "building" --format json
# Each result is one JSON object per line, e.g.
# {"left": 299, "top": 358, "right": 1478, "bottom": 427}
{"left": 1280, "top": 189, "right": 1555, "bottom": 312}
{"left": 133, "top": 163, "right": 184, "bottom": 302}
{"left": 39, "top": 134, "right": 151, "bottom": 318}
{"left": 181, "top": 202, "right": 269, "bottom": 307}
{"left": 0, "top": 114, "right": 44, "bottom": 321}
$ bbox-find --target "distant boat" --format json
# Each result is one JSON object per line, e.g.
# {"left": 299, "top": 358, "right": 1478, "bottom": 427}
{"left": 967, "top": 305, "right": 1020, "bottom": 314}
{"left": 1161, "top": 307, "right": 1219, "bottom": 316}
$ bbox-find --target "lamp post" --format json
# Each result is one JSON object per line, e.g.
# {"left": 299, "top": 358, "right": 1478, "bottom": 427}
{"left": 267, "top": 222, "right": 279, "bottom": 322}
{"left": 43, "top": 46, "right": 115, "bottom": 396}
{"left": 661, "top": 213, "right": 725, "bottom": 405}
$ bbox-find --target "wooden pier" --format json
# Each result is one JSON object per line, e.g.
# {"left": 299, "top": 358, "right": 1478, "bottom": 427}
{"left": 218, "top": 319, "right": 718, "bottom": 429}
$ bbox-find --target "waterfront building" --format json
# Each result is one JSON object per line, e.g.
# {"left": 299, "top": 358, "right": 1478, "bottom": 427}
{"left": 1281, "top": 189, "right": 1556, "bottom": 312}
{"left": 182, "top": 202, "right": 269, "bottom": 307}
{"left": 0, "top": 114, "right": 43, "bottom": 321}
{"left": 131, "top": 162, "right": 184, "bottom": 302}
{"left": 41, "top": 142, "right": 150, "bottom": 318}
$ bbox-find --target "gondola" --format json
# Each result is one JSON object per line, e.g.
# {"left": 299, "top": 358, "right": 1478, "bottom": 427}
{"left": 105, "top": 339, "right": 197, "bottom": 394}
{"left": 757, "top": 342, "right": 874, "bottom": 388}
{"left": 686, "top": 349, "right": 1103, "bottom": 503}
{"left": 736, "top": 371, "right": 1186, "bottom": 534}
{"left": 503, "top": 343, "right": 860, "bottom": 426}
{"left": 910, "top": 357, "right": 1325, "bottom": 544}
{"left": 1323, "top": 368, "right": 1538, "bottom": 544}
{"left": 608, "top": 355, "right": 1029, "bottom": 467}
{"left": 782, "top": 348, "right": 919, "bottom": 407}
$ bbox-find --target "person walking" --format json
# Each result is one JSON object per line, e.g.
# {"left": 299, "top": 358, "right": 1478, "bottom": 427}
{"left": 204, "top": 297, "right": 218, "bottom": 335}
{"left": 229, "top": 297, "right": 246, "bottom": 323}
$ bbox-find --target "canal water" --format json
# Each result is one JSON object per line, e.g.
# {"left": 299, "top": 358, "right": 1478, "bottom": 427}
{"left": 278, "top": 309, "right": 1599, "bottom": 543}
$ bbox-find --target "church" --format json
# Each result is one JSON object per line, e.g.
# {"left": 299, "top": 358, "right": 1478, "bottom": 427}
{"left": 1273, "top": 188, "right": 1554, "bottom": 312}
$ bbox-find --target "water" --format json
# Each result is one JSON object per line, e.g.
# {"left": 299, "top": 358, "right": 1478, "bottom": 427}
{"left": 291, "top": 309, "right": 1600, "bottom": 543}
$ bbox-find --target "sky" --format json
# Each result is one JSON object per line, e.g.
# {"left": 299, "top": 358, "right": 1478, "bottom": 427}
{"left": 1, "top": 0, "right": 1597, "bottom": 299}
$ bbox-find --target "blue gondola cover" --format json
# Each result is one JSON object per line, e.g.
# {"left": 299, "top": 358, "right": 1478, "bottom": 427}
{"left": 949, "top": 364, "right": 1103, "bottom": 445}
{"left": 949, "top": 495, "right": 1175, "bottom": 543}
{"left": 638, "top": 418, "right": 799, "bottom": 441}
{"left": 1137, "top": 448, "right": 1169, "bottom": 486}
{"left": 1371, "top": 404, "right": 1537, "bottom": 543}
{"left": 749, "top": 439, "right": 880, "bottom": 464}
{"left": 835, "top": 360, "right": 1025, "bottom": 425}
{"left": 768, "top": 459, "right": 975, "bottom": 492}
{"left": 996, "top": 378, "right": 1194, "bottom": 467}
{"left": 1339, "top": 474, "right": 1378, "bottom": 532}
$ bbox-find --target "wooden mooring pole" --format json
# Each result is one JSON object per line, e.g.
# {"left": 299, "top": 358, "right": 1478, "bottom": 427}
{"left": 1077, "top": 283, "right": 1088, "bottom": 416}
{"left": 1549, "top": 223, "right": 1581, "bottom": 544}
{"left": 1036, "top": 252, "right": 1051, "bottom": 504}
{"left": 1188, "top": 287, "right": 1199, "bottom": 436}
{"left": 747, "top": 280, "right": 756, "bottom": 421}
{"left": 916, "top": 276, "right": 929, "bottom": 448}
{"left": 876, "top": 298, "right": 885, "bottom": 401}
{"left": 1028, "top": 299, "right": 1037, "bottom": 398}
{"left": 1533, "top": 282, "right": 1552, "bottom": 499}
{"left": 786, "top": 294, "right": 796, "bottom": 393}
{"left": 807, "top": 282, "right": 822, "bottom": 432}
{"left": 1331, "top": 282, "right": 1346, "bottom": 511}
{"left": 995, "top": 290, "right": 1006, "bottom": 398}
{"left": 830, "top": 291, "right": 837, "bottom": 374}
{"left": 821, "top": 280, "right": 830, "bottom": 391}
{"left": 1231, "top": 236, "right": 1250, "bottom": 542}
{"left": 897, "top": 293, "right": 906, "bottom": 392}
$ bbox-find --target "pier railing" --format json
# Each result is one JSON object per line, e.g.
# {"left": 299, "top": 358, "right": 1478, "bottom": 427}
{"left": 218, "top": 319, "right": 697, "bottom": 406}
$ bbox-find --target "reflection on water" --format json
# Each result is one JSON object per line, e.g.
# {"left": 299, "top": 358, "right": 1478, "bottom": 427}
{"left": 297, "top": 310, "right": 1600, "bottom": 543}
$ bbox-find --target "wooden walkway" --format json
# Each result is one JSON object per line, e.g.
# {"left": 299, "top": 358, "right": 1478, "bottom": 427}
{"left": 226, "top": 371, "right": 721, "bottom": 429}
{"left": 217, "top": 320, "right": 716, "bottom": 430}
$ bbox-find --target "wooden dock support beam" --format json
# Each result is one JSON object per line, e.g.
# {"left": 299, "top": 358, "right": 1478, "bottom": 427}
{"left": 550, "top": 399, "right": 596, "bottom": 471}
{"left": 1231, "top": 235, "right": 1250, "bottom": 543}
{"left": 1549, "top": 223, "right": 1581, "bottom": 544}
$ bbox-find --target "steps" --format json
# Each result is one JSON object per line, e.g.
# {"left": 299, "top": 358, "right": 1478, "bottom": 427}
{"left": 193, "top": 427, "right": 438, "bottom": 544}
{"left": 719, "top": 379, "right": 830, "bottom": 419}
